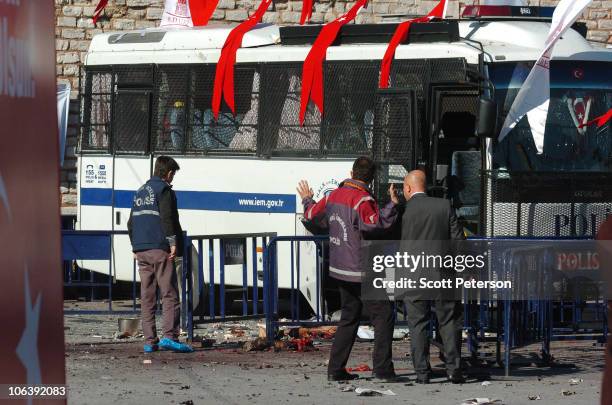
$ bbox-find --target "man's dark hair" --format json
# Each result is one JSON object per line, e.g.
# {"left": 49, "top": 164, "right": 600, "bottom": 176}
{"left": 352, "top": 156, "right": 376, "bottom": 184}
{"left": 154, "top": 156, "right": 180, "bottom": 178}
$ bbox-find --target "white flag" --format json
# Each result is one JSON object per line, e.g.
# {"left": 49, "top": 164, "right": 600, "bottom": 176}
{"left": 161, "top": 0, "right": 193, "bottom": 28}
{"left": 498, "top": 0, "right": 593, "bottom": 154}
{"left": 479, "top": 0, "right": 528, "bottom": 5}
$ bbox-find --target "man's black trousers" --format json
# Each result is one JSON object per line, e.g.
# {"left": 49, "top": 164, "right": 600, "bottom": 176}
{"left": 327, "top": 280, "right": 395, "bottom": 376}
{"left": 404, "top": 299, "right": 462, "bottom": 378}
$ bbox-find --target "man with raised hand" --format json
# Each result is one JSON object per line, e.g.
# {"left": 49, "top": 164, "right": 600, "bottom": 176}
{"left": 297, "top": 156, "right": 400, "bottom": 382}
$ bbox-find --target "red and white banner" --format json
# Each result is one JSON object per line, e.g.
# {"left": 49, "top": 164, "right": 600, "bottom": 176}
{"left": 299, "top": 0, "right": 368, "bottom": 124}
{"left": 479, "top": 0, "right": 527, "bottom": 5}
{"left": 161, "top": 0, "right": 193, "bottom": 28}
{"left": 498, "top": 0, "right": 593, "bottom": 153}
{"left": 212, "top": 0, "right": 272, "bottom": 118}
{"left": 94, "top": 0, "right": 219, "bottom": 27}
{"left": 0, "top": 0, "right": 66, "bottom": 400}
{"left": 379, "top": 0, "right": 448, "bottom": 88}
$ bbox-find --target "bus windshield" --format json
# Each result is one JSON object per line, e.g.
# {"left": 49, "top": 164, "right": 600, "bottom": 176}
{"left": 490, "top": 60, "right": 612, "bottom": 172}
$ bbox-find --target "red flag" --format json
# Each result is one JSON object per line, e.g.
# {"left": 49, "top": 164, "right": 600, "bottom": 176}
{"left": 379, "top": 0, "right": 447, "bottom": 88}
{"left": 212, "top": 0, "right": 272, "bottom": 119}
{"left": 92, "top": 0, "right": 108, "bottom": 24}
{"left": 299, "top": 0, "right": 368, "bottom": 124}
{"left": 580, "top": 108, "right": 612, "bottom": 129}
{"left": 190, "top": 0, "right": 219, "bottom": 26}
{"left": 300, "top": 0, "right": 314, "bottom": 25}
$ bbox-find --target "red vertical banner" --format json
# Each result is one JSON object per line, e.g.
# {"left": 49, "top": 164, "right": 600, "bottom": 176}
{"left": 0, "top": 0, "right": 66, "bottom": 402}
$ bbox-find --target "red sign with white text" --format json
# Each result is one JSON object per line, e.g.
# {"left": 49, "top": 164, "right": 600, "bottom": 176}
{"left": 0, "top": 0, "right": 66, "bottom": 403}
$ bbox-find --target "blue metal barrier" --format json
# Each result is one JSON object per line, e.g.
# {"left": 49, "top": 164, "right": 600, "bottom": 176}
{"left": 62, "top": 230, "right": 138, "bottom": 314}
{"left": 184, "top": 233, "right": 275, "bottom": 341}
{"left": 263, "top": 235, "right": 607, "bottom": 377}
{"left": 264, "top": 235, "right": 416, "bottom": 344}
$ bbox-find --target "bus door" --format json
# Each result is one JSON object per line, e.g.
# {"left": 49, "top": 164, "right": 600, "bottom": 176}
{"left": 111, "top": 85, "right": 153, "bottom": 280}
{"left": 427, "top": 83, "right": 480, "bottom": 233}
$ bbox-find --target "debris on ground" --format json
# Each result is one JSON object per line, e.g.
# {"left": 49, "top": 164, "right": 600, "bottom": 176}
{"left": 286, "top": 337, "right": 315, "bottom": 352}
{"left": 568, "top": 378, "right": 583, "bottom": 385}
{"left": 354, "top": 387, "right": 396, "bottom": 396}
{"left": 191, "top": 336, "right": 215, "bottom": 349}
{"left": 527, "top": 395, "right": 541, "bottom": 400}
{"left": 340, "top": 385, "right": 356, "bottom": 392}
{"left": 346, "top": 364, "right": 371, "bottom": 372}
{"left": 393, "top": 328, "right": 410, "bottom": 340}
{"left": 481, "top": 381, "right": 491, "bottom": 386}
{"left": 243, "top": 337, "right": 269, "bottom": 352}
{"left": 357, "top": 326, "right": 375, "bottom": 340}
{"left": 560, "top": 390, "right": 575, "bottom": 396}
{"left": 143, "top": 359, "right": 152, "bottom": 364}
{"left": 460, "top": 399, "right": 502, "bottom": 405}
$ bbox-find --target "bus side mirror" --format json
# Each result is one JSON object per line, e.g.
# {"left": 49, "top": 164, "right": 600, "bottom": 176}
{"left": 477, "top": 98, "right": 497, "bottom": 138}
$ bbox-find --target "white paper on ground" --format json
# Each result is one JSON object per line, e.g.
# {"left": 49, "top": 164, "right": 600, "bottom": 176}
{"left": 355, "top": 387, "right": 396, "bottom": 396}
{"left": 357, "top": 326, "right": 375, "bottom": 340}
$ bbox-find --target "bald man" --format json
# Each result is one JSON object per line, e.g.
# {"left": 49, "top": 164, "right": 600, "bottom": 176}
{"left": 400, "top": 170, "right": 465, "bottom": 384}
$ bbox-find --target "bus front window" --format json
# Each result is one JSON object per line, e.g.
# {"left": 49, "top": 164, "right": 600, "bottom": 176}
{"left": 490, "top": 61, "right": 612, "bottom": 172}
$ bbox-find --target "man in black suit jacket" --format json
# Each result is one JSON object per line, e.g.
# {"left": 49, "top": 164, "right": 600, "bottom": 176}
{"left": 400, "top": 170, "right": 465, "bottom": 384}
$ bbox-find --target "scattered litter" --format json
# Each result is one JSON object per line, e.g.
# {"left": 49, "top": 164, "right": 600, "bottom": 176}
{"left": 357, "top": 326, "right": 375, "bottom": 340}
{"left": 100, "top": 375, "right": 112, "bottom": 380}
{"left": 568, "top": 378, "right": 583, "bottom": 385}
{"left": 355, "top": 387, "right": 395, "bottom": 396}
{"left": 393, "top": 328, "right": 409, "bottom": 339}
{"left": 160, "top": 381, "right": 182, "bottom": 386}
{"left": 481, "top": 381, "right": 491, "bottom": 386}
{"left": 191, "top": 337, "right": 215, "bottom": 349}
{"left": 163, "top": 391, "right": 173, "bottom": 395}
{"left": 527, "top": 395, "right": 541, "bottom": 400}
{"left": 143, "top": 359, "right": 152, "bottom": 364}
{"left": 346, "top": 364, "right": 371, "bottom": 372}
{"left": 179, "top": 401, "right": 194, "bottom": 405}
{"left": 461, "top": 399, "right": 501, "bottom": 405}
{"left": 286, "top": 337, "right": 314, "bottom": 352}
{"left": 341, "top": 385, "right": 356, "bottom": 392}
{"left": 258, "top": 323, "right": 267, "bottom": 338}
{"left": 243, "top": 337, "right": 269, "bottom": 352}
{"left": 91, "top": 335, "right": 103, "bottom": 338}
{"left": 561, "top": 390, "right": 575, "bottom": 396}
{"left": 180, "top": 385, "right": 190, "bottom": 390}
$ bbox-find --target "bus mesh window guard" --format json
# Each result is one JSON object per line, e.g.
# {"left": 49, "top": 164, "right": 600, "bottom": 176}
{"left": 81, "top": 69, "right": 112, "bottom": 152}
{"left": 371, "top": 89, "right": 417, "bottom": 205}
{"left": 259, "top": 63, "right": 321, "bottom": 156}
{"left": 322, "top": 61, "right": 379, "bottom": 157}
{"left": 175, "top": 65, "right": 259, "bottom": 154}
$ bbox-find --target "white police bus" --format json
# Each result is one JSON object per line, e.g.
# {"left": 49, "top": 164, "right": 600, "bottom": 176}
{"left": 77, "top": 5, "right": 611, "bottom": 312}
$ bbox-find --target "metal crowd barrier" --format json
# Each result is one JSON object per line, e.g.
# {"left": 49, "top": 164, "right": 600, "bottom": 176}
{"left": 263, "top": 235, "right": 414, "bottom": 343}
{"left": 183, "top": 233, "right": 276, "bottom": 341}
{"left": 463, "top": 237, "right": 607, "bottom": 376}
{"left": 263, "top": 235, "right": 607, "bottom": 376}
{"left": 62, "top": 230, "right": 138, "bottom": 314}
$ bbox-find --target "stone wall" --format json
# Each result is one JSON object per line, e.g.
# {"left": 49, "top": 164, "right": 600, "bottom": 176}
{"left": 55, "top": 0, "right": 612, "bottom": 210}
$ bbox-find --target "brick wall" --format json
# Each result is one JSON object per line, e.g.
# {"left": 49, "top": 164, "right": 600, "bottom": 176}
{"left": 55, "top": 0, "right": 612, "bottom": 210}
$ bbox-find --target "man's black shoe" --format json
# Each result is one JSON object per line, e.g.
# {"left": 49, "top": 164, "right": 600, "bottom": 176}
{"left": 448, "top": 373, "right": 466, "bottom": 384}
{"left": 415, "top": 375, "right": 430, "bottom": 384}
{"left": 372, "top": 372, "right": 398, "bottom": 382}
{"left": 328, "top": 371, "right": 359, "bottom": 381}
